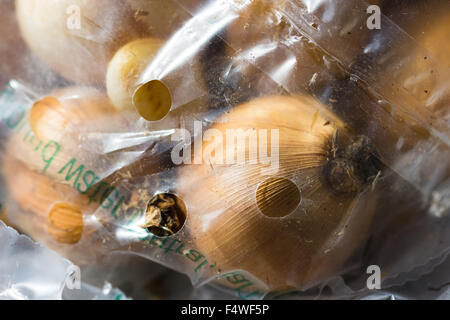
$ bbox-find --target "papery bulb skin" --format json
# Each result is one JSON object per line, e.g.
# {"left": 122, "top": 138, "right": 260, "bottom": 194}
{"left": 1, "top": 156, "right": 94, "bottom": 245}
{"left": 8, "top": 87, "right": 124, "bottom": 186}
{"left": 15, "top": 0, "right": 200, "bottom": 84}
{"left": 176, "top": 95, "right": 381, "bottom": 290}
{"left": 106, "top": 38, "right": 165, "bottom": 113}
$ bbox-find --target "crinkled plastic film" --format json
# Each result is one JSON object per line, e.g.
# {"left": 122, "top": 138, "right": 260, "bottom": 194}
{"left": 0, "top": 0, "right": 449, "bottom": 299}
{"left": 0, "top": 220, "right": 72, "bottom": 299}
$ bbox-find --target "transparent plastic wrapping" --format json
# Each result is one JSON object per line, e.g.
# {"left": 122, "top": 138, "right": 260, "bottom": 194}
{"left": 0, "top": 0, "right": 448, "bottom": 299}
{"left": 0, "top": 220, "right": 72, "bottom": 299}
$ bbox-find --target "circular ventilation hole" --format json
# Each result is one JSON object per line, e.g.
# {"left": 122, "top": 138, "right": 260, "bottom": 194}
{"left": 142, "top": 193, "right": 187, "bottom": 237}
{"left": 133, "top": 80, "right": 172, "bottom": 121}
{"left": 256, "top": 177, "right": 301, "bottom": 218}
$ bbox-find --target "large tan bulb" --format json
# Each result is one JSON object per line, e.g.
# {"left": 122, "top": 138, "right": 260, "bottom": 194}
{"left": 177, "top": 95, "right": 379, "bottom": 290}
{"left": 29, "top": 87, "right": 120, "bottom": 142}
{"left": 106, "top": 37, "right": 207, "bottom": 120}
{"left": 378, "top": 2, "right": 449, "bottom": 116}
{"left": 15, "top": 0, "right": 194, "bottom": 84}
{"left": 7, "top": 87, "right": 123, "bottom": 186}
{"left": 408, "top": 9, "right": 449, "bottom": 115}
{"left": 106, "top": 38, "right": 165, "bottom": 113}
{"left": 366, "top": 3, "right": 450, "bottom": 172}
{"left": 2, "top": 156, "right": 93, "bottom": 244}
{"left": 418, "top": 13, "right": 450, "bottom": 67}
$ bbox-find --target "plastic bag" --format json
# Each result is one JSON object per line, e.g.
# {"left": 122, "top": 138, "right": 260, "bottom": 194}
{"left": 0, "top": 220, "right": 72, "bottom": 299}
{"left": 0, "top": 0, "right": 448, "bottom": 299}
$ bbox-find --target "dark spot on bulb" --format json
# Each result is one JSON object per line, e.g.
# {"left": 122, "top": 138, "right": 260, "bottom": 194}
{"left": 326, "top": 159, "right": 363, "bottom": 193}
{"left": 325, "top": 135, "right": 383, "bottom": 194}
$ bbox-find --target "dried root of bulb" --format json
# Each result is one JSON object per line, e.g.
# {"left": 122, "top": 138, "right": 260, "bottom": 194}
{"left": 326, "top": 135, "right": 383, "bottom": 194}
{"left": 141, "top": 193, "right": 186, "bottom": 237}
